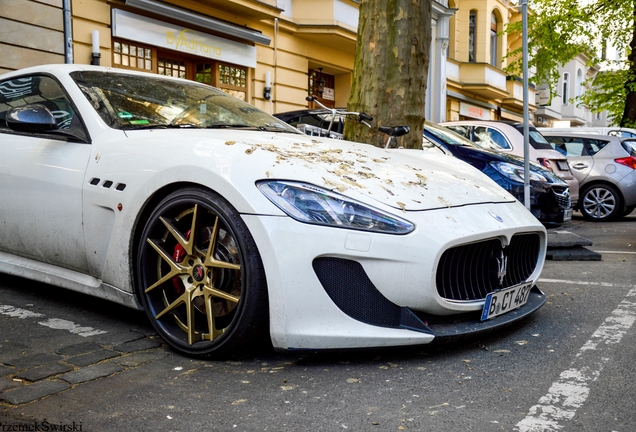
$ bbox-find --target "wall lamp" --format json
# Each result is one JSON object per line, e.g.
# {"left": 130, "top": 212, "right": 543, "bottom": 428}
{"left": 264, "top": 71, "right": 272, "bottom": 100}
{"left": 91, "top": 30, "right": 101, "bottom": 66}
{"left": 317, "top": 68, "right": 326, "bottom": 97}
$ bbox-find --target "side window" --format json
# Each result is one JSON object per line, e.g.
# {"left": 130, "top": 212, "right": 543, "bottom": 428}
{"left": 547, "top": 137, "right": 568, "bottom": 156}
{"left": 560, "top": 137, "right": 586, "bottom": 156}
{"left": 585, "top": 139, "right": 608, "bottom": 156}
{"left": 473, "top": 126, "right": 511, "bottom": 150}
{"left": 0, "top": 75, "right": 83, "bottom": 138}
{"left": 486, "top": 128, "right": 512, "bottom": 150}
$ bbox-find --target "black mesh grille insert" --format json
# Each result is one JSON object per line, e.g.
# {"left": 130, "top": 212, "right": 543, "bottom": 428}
{"left": 436, "top": 233, "right": 541, "bottom": 301}
{"left": 313, "top": 257, "right": 402, "bottom": 327}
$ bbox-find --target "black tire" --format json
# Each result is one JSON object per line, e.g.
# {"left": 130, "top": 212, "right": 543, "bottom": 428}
{"left": 136, "top": 188, "right": 269, "bottom": 358}
{"left": 579, "top": 183, "right": 623, "bottom": 222}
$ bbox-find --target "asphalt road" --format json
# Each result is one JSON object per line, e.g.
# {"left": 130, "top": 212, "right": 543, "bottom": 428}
{"left": 0, "top": 211, "right": 635, "bottom": 432}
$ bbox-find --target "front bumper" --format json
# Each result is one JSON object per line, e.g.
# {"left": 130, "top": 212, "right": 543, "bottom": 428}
{"left": 243, "top": 200, "right": 547, "bottom": 351}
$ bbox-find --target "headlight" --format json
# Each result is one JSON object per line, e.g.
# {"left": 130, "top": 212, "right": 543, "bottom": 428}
{"left": 491, "top": 162, "right": 548, "bottom": 183}
{"left": 257, "top": 180, "right": 415, "bottom": 234}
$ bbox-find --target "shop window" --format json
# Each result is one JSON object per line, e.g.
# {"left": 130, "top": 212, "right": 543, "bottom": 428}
{"left": 113, "top": 42, "right": 153, "bottom": 71}
{"left": 196, "top": 63, "right": 214, "bottom": 85}
{"left": 158, "top": 56, "right": 186, "bottom": 79}
{"left": 218, "top": 64, "right": 247, "bottom": 101}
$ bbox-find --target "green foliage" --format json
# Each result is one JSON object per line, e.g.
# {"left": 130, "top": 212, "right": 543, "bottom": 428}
{"left": 504, "top": 0, "right": 636, "bottom": 126}
{"left": 579, "top": 67, "right": 636, "bottom": 128}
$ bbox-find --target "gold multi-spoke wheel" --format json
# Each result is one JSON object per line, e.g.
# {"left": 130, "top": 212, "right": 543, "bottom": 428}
{"left": 137, "top": 188, "right": 269, "bottom": 357}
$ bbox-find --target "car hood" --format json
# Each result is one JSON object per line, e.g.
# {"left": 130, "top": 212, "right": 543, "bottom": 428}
{"left": 128, "top": 129, "right": 515, "bottom": 211}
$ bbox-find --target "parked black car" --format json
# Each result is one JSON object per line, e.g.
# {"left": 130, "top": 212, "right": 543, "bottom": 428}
{"left": 274, "top": 109, "right": 572, "bottom": 226}
{"left": 424, "top": 121, "right": 571, "bottom": 226}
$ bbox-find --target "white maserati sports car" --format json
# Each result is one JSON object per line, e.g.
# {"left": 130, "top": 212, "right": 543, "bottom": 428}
{"left": 0, "top": 65, "right": 547, "bottom": 357}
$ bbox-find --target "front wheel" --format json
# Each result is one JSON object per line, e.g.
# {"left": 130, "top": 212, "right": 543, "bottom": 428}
{"left": 136, "top": 188, "right": 269, "bottom": 357}
{"left": 579, "top": 184, "right": 623, "bottom": 222}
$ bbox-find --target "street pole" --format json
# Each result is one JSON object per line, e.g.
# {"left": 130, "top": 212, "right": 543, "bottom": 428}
{"left": 521, "top": 0, "right": 530, "bottom": 210}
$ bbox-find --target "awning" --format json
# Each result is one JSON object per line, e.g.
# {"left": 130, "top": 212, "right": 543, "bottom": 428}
{"left": 125, "top": 0, "right": 271, "bottom": 46}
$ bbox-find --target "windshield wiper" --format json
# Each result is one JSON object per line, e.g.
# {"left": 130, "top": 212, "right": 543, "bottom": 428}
{"left": 123, "top": 123, "right": 199, "bottom": 130}
{"left": 205, "top": 124, "right": 262, "bottom": 129}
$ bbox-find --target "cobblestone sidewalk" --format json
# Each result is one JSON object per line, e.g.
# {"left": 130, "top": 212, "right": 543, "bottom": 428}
{"left": 0, "top": 330, "right": 167, "bottom": 407}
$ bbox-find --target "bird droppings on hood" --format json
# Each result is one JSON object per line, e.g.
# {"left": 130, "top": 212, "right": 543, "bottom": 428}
{"left": 438, "top": 196, "right": 452, "bottom": 207}
{"left": 235, "top": 141, "right": 506, "bottom": 211}
{"left": 323, "top": 177, "right": 349, "bottom": 192}
{"left": 382, "top": 186, "right": 395, "bottom": 196}
{"left": 225, "top": 141, "right": 236, "bottom": 145}
{"left": 446, "top": 215, "right": 457, "bottom": 223}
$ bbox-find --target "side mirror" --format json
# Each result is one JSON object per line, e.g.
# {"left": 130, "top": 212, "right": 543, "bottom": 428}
{"left": 6, "top": 104, "right": 58, "bottom": 132}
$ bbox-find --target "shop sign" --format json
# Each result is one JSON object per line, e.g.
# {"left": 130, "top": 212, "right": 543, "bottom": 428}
{"left": 535, "top": 85, "right": 551, "bottom": 106}
{"left": 459, "top": 102, "right": 490, "bottom": 120}
{"left": 112, "top": 9, "right": 257, "bottom": 68}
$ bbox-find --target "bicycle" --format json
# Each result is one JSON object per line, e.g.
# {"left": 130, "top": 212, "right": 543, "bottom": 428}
{"left": 305, "top": 95, "right": 410, "bottom": 148}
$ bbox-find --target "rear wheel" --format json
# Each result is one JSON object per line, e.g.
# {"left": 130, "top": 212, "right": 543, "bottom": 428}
{"left": 136, "top": 188, "right": 269, "bottom": 357}
{"left": 579, "top": 184, "right": 623, "bottom": 222}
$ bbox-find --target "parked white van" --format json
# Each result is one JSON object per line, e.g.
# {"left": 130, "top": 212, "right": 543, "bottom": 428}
{"left": 538, "top": 126, "right": 636, "bottom": 138}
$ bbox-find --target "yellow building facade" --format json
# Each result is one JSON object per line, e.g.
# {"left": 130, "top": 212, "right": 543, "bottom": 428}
{"left": 1, "top": 0, "right": 532, "bottom": 122}
{"left": 445, "top": 0, "right": 534, "bottom": 122}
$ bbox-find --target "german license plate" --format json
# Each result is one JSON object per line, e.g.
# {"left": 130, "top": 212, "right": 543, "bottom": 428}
{"left": 481, "top": 282, "right": 533, "bottom": 321}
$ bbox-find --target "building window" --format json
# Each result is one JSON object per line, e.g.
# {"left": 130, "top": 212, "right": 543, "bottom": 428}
{"left": 218, "top": 64, "right": 247, "bottom": 101}
{"left": 562, "top": 73, "right": 570, "bottom": 105}
{"left": 490, "top": 12, "right": 499, "bottom": 67}
{"left": 469, "top": 11, "right": 477, "bottom": 63}
{"left": 158, "top": 56, "right": 187, "bottom": 79}
{"left": 112, "top": 39, "right": 249, "bottom": 101}
{"left": 113, "top": 42, "right": 153, "bottom": 71}
{"left": 576, "top": 68, "right": 583, "bottom": 97}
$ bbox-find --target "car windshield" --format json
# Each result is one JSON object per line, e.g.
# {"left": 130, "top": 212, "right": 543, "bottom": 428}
{"left": 70, "top": 71, "right": 298, "bottom": 132}
{"left": 512, "top": 125, "right": 554, "bottom": 150}
{"left": 424, "top": 121, "right": 476, "bottom": 147}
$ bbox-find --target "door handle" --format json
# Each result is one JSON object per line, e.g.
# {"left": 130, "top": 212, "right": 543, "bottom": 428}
{"left": 572, "top": 163, "right": 588, "bottom": 170}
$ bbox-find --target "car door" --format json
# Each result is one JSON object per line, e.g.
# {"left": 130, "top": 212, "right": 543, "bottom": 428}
{"left": 0, "top": 73, "right": 91, "bottom": 273}
{"left": 547, "top": 136, "right": 594, "bottom": 183}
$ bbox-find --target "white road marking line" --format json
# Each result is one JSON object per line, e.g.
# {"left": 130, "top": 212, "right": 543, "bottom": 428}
{"left": 593, "top": 250, "right": 636, "bottom": 255}
{"left": 0, "top": 305, "right": 44, "bottom": 319}
{"left": 38, "top": 318, "right": 107, "bottom": 337}
{"left": 0, "top": 303, "right": 107, "bottom": 337}
{"left": 539, "top": 278, "right": 634, "bottom": 288}
{"left": 515, "top": 283, "right": 636, "bottom": 431}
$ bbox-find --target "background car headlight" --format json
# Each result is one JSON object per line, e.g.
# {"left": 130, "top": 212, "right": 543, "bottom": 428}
{"left": 257, "top": 180, "right": 415, "bottom": 234}
{"left": 491, "top": 162, "right": 548, "bottom": 183}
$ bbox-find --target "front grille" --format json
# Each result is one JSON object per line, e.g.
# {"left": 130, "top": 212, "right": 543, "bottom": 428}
{"left": 552, "top": 187, "right": 571, "bottom": 209}
{"left": 436, "top": 233, "right": 541, "bottom": 301}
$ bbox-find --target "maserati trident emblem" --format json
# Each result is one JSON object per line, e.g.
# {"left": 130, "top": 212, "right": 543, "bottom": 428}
{"left": 494, "top": 249, "right": 508, "bottom": 286}
{"left": 488, "top": 210, "right": 503, "bottom": 222}
{"left": 192, "top": 265, "right": 205, "bottom": 282}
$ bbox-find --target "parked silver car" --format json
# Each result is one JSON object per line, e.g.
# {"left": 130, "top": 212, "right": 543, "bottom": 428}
{"left": 542, "top": 132, "right": 636, "bottom": 221}
{"left": 441, "top": 120, "right": 579, "bottom": 207}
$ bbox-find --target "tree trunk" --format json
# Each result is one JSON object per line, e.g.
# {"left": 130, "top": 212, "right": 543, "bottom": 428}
{"left": 344, "top": 0, "right": 432, "bottom": 149}
{"left": 621, "top": 3, "right": 636, "bottom": 127}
